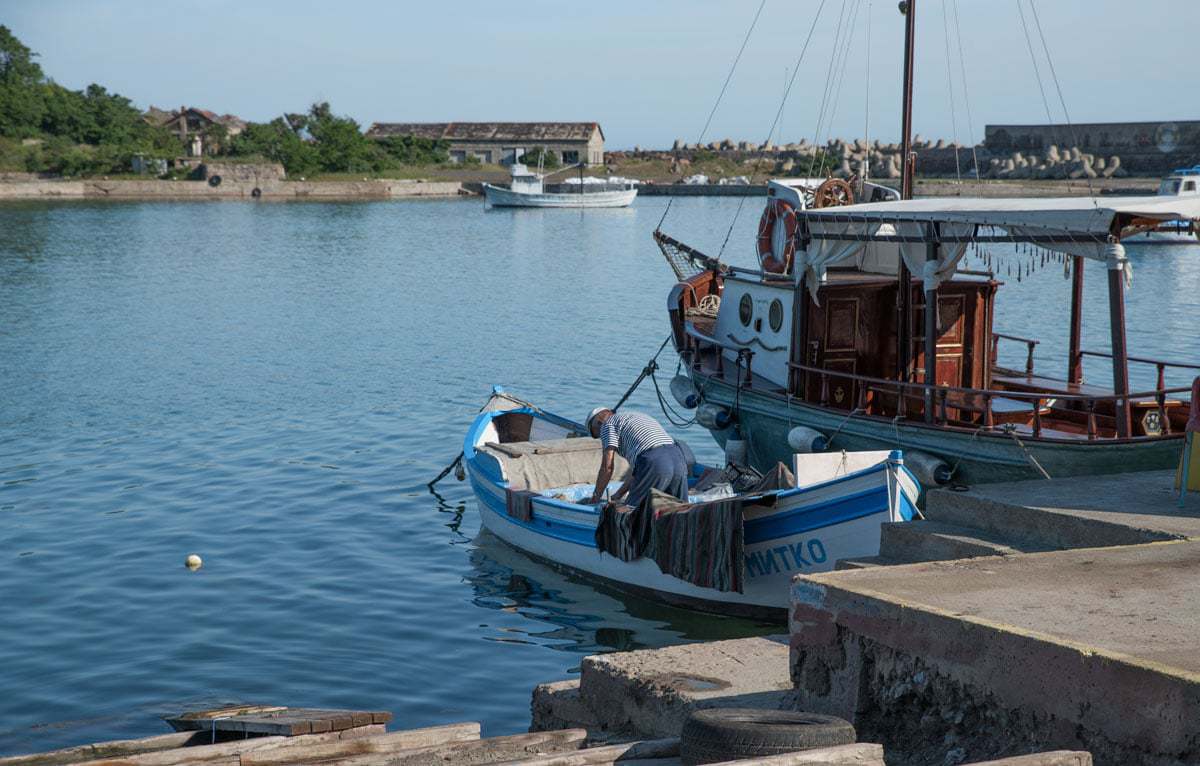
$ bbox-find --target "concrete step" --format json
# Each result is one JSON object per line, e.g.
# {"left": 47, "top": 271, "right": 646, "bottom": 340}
{"left": 923, "top": 484, "right": 1181, "bottom": 551}
{"left": 878, "top": 520, "right": 1049, "bottom": 564}
{"left": 834, "top": 555, "right": 901, "bottom": 570}
{"left": 574, "top": 636, "right": 793, "bottom": 740}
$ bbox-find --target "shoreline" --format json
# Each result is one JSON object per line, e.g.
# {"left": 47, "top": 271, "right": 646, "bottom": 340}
{"left": 0, "top": 176, "right": 1159, "bottom": 202}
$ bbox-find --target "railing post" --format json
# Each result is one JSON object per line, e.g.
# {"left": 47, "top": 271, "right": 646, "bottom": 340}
{"left": 1033, "top": 398, "right": 1043, "bottom": 438}
{"left": 983, "top": 392, "right": 993, "bottom": 428}
{"left": 819, "top": 373, "right": 830, "bottom": 407}
{"left": 1087, "top": 399, "right": 1097, "bottom": 440}
{"left": 744, "top": 350, "right": 754, "bottom": 389}
{"left": 1025, "top": 341, "right": 1036, "bottom": 376}
{"left": 937, "top": 388, "right": 948, "bottom": 425}
{"left": 990, "top": 333, "right": 999, "bottom": 368}
{"left": 1106, "top": 242, "right": 1132, "bottom": 438}
{"left": 897, "top": 382, "right": 907, "bottom": 418}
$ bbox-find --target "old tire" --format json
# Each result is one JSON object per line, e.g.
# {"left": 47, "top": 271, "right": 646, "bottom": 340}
{"left": 251, "top": 187, "right": 262, "bottom": 198}
{"left": 680, "top": 708, "right": 855, "bottom": 765}
{"left": 208, "top": 174, "right": 222, "bottom": 187}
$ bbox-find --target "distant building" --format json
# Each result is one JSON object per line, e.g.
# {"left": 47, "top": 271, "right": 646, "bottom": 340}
{"left": 144, "top": 106, "right": 247, "bottom": 157}
{"left": 364, "top": 122, "right": 605, "bottom": 166}
{"left": 984, "top": 120, "right": 1200, "bottom": 174}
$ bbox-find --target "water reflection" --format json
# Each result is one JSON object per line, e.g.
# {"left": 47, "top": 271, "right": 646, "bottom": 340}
{"left": 465, "top": 530, "right": 776, "bottom": 659}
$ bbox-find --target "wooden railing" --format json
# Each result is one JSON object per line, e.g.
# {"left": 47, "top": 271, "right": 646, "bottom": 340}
{"left": 1079, "top": 349, "right": 1200, "bottom": 394}
{"left": 991, "top": 332, "right": 1040, "bottom": 375}
{"left": 783, "top": 360, "right": 1191, "bottom": 440}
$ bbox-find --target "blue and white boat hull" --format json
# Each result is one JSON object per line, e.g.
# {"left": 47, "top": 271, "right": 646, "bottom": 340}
{"left": 462, "top": 391, "right": 919, "bottom": 616}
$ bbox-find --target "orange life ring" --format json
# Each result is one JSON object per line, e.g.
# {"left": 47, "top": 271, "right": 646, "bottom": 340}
{"left": 757, "top": 198, "right": 798, "bottom": 274}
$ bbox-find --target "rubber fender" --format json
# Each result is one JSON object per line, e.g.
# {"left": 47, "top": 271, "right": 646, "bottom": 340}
{"left": 669, "top": 374, "right": 700, "bottom": 409}
{"left": 208, "top": 174, "right": 222, "bottom": 187}
{"left": 787, "top": 425, "right": 828, "bottom": 454}
{"left": 905, "top": 449, "right": 953, "bottom": 487}
{"left": 695, "top": 403, "right": 732, "bottom": 430}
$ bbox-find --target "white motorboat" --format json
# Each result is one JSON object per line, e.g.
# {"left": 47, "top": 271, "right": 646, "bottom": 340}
{"left": 1126, "top": 165, "right": 1200, "bottom": 243}
{"left": 483, "top": 163, "right": 637, "bottom": 208}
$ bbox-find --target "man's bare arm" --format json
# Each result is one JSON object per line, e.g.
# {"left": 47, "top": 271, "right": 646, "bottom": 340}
{"left": 588, "top": 448, "right": 618, "bottom": 504}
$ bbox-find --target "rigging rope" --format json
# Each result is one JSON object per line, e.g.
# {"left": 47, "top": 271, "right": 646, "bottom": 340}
{"left": 940, "top": 0, "right": 962, "bottom": 186}
{"left": 656, "top": 0, "right": 767, "bottom": 233}
{"left": 806, "top": 0, "right": 852, "bottom": 179}
{"left": 716, "top": 0, "right": 830, "bottom": 259}
{"left": 817, "top": 0, "right": 866, "bottom": 178}
{"left": 862, "top": 0, "right": 872, "bottom": 183}
{"left": 949, "top": 0, "right": 981, "bottom": 182}
{"left": 1028, "top": 0, "right": 1096, "bottom": 199}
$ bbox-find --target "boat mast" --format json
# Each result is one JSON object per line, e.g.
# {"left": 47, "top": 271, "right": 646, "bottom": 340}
{"left": 896, "top": 0, "right": 916, "bottom": 382}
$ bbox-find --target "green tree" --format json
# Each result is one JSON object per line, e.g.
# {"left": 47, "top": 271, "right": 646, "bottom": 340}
{"left": 522, "top": 146, "right": 560, "bottom": 169}
{"left": 305, "top": 101, "right": 373, "bottom": 173}
{"left": 229, "top": 118, "right": 319, "bottom": 177}
{"left": 0, "top": 25, "right": 46, "bottom": 137}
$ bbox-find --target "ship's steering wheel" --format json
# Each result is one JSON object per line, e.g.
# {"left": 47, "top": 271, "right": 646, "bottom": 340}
{"left": 812, "top": 178, "right": 856, "bottom": 208}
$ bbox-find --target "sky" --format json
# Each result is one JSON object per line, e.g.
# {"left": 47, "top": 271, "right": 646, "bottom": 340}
{"left": 6, "top": 0, "right": 1198, "bottom": 149}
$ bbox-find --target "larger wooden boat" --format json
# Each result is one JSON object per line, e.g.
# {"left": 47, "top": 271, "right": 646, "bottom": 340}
{"left": 656, "top": 3, "right": 1200, "bottom": 486}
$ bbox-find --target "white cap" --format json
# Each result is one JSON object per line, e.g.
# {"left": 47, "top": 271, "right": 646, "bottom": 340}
{"left": 585, "top": 407, "right": 608, "bottom": 434}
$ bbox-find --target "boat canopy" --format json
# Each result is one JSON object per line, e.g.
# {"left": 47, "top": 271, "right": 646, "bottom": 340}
{"left": 796, "top": 195, "right": 1200, "bottom": 294}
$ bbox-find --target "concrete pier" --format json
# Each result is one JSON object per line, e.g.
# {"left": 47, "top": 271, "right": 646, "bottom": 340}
{"left": 791, "top": 542, "right": 1200, "bottom": 765}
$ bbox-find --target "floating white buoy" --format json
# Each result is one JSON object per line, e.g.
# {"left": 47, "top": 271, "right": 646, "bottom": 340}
{"left": 185, "top": 554, "right": 203, "bottom": 570}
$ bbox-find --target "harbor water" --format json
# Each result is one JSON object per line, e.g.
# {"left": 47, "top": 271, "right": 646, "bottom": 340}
{"left": 0, "top": 197, "right": 1197, "bottom": 756}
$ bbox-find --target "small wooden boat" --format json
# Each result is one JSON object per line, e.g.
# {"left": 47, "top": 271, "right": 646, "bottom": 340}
{"left": 483, "top": 163, "right": 637, "bottom": 208}
{"left": 462, "top": 389, "right": 919, "bottom": 618}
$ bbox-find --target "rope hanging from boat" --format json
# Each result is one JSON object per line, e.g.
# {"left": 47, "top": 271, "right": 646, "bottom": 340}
{"left": 656, "top": 0, "right": 767, "bottom": 234}
{"left": 612, "top": 336, "right": 673, "bottom": 413}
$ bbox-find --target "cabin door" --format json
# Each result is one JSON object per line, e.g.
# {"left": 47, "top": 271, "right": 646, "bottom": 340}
{"left": 805, "top": 295, "right": 862, "bottom": 410}
{"left": 912, "top": 293, "right": 968, "bottom": 387}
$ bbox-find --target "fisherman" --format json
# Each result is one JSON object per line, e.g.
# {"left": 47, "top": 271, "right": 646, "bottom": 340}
{"left": 584, "top": 407, "right": 688, "bottom": 508}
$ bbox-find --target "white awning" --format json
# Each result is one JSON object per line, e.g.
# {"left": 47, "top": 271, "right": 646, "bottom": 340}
{"left": 795, "top": 195, "right": 1200, "bottom": 295}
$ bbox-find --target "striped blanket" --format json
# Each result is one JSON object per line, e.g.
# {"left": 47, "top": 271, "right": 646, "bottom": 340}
{"left": 650, "top": 489, "right": 744, "bottom": 593}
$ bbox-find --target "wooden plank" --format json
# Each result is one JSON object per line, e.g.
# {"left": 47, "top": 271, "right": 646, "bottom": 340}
{"left": 489, "top": 738, "right": 679, "bottom": 766}
{"left": 238, "top": 723, "right": 485, "bottom": 766}
{"left": 60, "top": 723, "right": 478, "bottom": 766}
{"left": 707, "top": 743, "right": 885, "bottom": 765}
{"left": 310, "top": 729, "right": 588, "bottom": 766}
{"left": 0, "top": 733, "right": 203, "bottom": 766}
{"left": 166, "top": 707, "right": 287, "bottom": 730}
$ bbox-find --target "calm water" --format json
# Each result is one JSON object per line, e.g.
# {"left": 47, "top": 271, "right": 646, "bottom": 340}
{"left": 0, "top": 196, "right": 1196, "bottom": 756}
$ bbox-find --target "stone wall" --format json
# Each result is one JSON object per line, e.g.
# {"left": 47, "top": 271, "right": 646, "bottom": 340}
{"left": 0, "top": 179, "right": 467, "bottom": 200}
{"left": 985, "top": 121, "right": 1200, "bottom": 175}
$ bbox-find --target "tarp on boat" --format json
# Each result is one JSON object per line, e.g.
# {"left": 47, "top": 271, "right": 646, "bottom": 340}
{"left": 796, "top": 195, "right": 1200, "bottom": 294}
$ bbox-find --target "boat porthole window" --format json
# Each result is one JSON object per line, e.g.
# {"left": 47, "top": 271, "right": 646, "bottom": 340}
{"left": 739, "top": 294, "right": 753, "bottom": 326}
{"left": 768, "top": 299, "right": 784, "bottom": 332}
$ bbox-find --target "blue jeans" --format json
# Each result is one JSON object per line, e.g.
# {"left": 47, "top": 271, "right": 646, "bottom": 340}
{"left": 626, "top": 444, "right": 688, "bottom": 511}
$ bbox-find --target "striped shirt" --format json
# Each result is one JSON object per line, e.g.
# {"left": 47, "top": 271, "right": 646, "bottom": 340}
{"left": 600, "top": 411, "right": 674, "bottom": 465}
